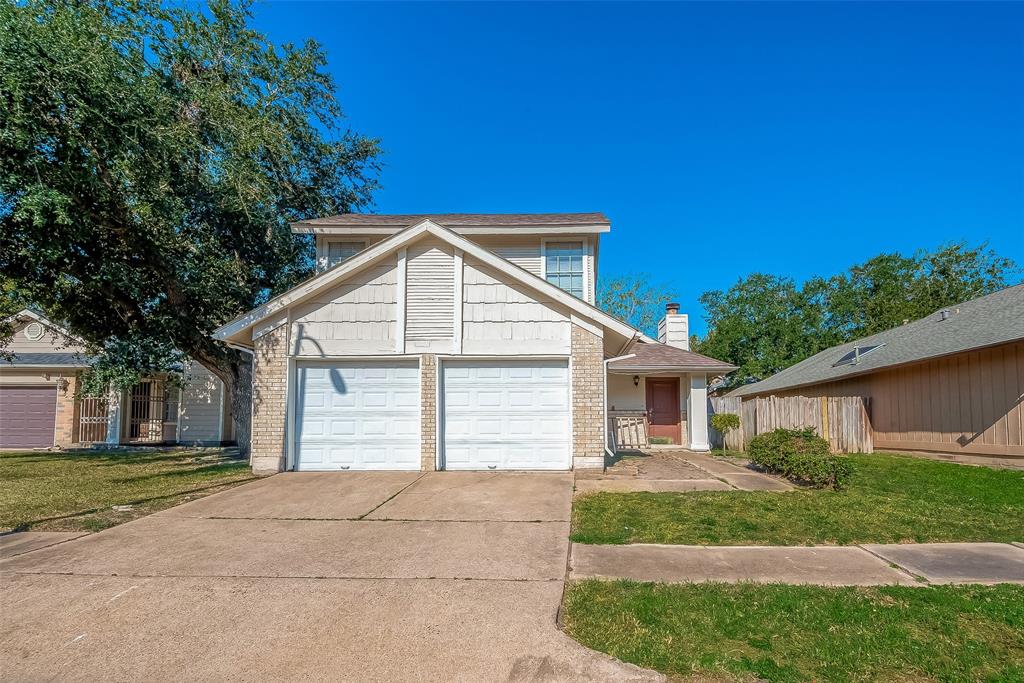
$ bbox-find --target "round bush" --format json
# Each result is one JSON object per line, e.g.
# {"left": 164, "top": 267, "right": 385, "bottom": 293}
{"left": 710, "top": 413, "right": 740, "bottom": 434}
{"left": 747, "top": 428, "right": 853, "bottom": 489}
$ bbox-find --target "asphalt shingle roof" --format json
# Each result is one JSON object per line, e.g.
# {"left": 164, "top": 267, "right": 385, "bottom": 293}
{"left": 730, "top": 283, "right": 1024, "bottom": 397}
{"left": 609, "top": 342, "right": 738, "bottom": 373}
{"left": 292, "top": 212, "right": 610, "bottom": 228}
{"left": 3, "top": 352, "right": 92, "bottom": 367}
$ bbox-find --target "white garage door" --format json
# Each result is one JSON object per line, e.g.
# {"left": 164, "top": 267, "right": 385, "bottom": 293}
{"left": 441, "top": 360, "right": 571, "bottom": 470}
{"left": 294, "top": 361, "right": 420, "bottom": 471}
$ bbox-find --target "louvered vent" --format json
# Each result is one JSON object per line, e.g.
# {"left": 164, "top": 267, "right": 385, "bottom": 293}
{"left": 406, "top": 242, "right": 454, "bottom": 341}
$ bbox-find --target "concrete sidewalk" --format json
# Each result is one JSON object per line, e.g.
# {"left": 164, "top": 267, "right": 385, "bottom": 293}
{"left": 575, "top": 450, "right": 793, "bottom": 494}
{"left": 571, "top": 541, "right": 1024, "bottom": 586}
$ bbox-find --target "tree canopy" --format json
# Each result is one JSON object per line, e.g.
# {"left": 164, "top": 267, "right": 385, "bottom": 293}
{"left": 696, "top": 242, "right": 1019, "bottom": 387}
{"left": 0, "top": 0, "right": 380, "bottom": 448}
{"left": 598, "top": 273, "right": 675, "bottom": 338}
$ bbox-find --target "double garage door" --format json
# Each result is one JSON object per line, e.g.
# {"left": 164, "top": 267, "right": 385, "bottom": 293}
{"left": 0, "top": 386, "right": 57, "bottom": 448}
{"left": 293, "top": 359, "right": 570, "bottom": 471}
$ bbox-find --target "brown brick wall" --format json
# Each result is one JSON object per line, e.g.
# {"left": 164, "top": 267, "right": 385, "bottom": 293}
{"left": 571, "top": 323, "right": 605, "bottom": 469}
{"left": 420, "top": 354, "right": 437, "bottom": 471}
{"left": 251, "top": 324, "right": 288, "bottom": 473}
{"left": 54, "top": 373, "right": 77, "bottom": 447}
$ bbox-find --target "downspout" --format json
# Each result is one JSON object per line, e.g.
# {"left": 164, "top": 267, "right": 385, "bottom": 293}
{"left": 603, "top": 353, "right": 636, "bottom": 461}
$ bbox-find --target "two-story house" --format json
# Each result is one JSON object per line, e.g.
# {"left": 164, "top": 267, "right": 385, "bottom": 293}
{"left": 214, "top": 213, "right": 736, "bottom": 473}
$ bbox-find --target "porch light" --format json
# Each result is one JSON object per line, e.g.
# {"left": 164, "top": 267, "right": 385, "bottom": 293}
{"left": 633, "top": 375, "right": 640, "bottom": 387}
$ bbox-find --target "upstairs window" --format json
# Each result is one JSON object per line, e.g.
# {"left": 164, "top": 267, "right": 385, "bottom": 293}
{"left": 326, "top": 241, "right": 366, "bottom": 268}
{"left": 545, "top": 242, "right": 584, "bottom": 298}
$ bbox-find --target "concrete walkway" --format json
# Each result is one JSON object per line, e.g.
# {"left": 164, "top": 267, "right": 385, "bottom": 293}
{"left": 571, "top": 541, "right": 1024, "bottom": 586}
{"left": 574, "top": 449, "right": 793, "bottom": 494}
{"left": 0, "top": 531, "right": 88, "bottom": 559}
{"left": 1, "top": 472, "right": 661, "bottom": 682}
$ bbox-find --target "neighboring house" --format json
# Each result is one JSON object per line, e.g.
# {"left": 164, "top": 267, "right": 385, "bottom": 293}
{"left": 729, "top": 284, "right": 1024, "bottom": 460}
{"left": 214, "top": 213, "right": 736, "bottom": 474}
{"left": 0, "top": 309, "right": 231, "bottom": 449}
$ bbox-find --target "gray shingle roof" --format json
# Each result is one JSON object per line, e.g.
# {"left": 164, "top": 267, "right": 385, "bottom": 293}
{"left": 609, "top": 342, "right": 738, "bottom": 373}
{"left": 292, "top": 212, "right": 610, "bottom": 228}
{"left": 730, "top": 283, "right": 1024, "bottom": 397}
{"left": 2, "top": 352, "right": 92, "bottom": 367}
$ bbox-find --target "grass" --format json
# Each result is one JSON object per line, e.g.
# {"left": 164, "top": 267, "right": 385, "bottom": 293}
{"left": 0, "top": 448, "right": 256, "bottom": 532}
{"left": 563, "top": 580, "right": 1024, "bottom": 683}
{"left": 572, "top": 453, "right": 1024, "bottom": 545}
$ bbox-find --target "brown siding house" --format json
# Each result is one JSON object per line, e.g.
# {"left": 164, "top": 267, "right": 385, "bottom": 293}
{"left": 730, "top": 285, "right": 1024, "bottom": 462}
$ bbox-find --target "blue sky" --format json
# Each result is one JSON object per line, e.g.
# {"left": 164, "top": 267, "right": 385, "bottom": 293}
{"left": 252, "top": 2, "right": 1023, "bottom": 337}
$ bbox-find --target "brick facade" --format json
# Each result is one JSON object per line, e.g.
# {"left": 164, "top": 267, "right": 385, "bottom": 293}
{"left": 571, "top": 323, "right": 605, "bottom": 469}
{"left": 420, "top": 354, "right": 437, "bottom": 471}
{"left": 251, "top": 323, "right": 288, "bottom": 474}
{"left": 54, "top": 374, "right": 77, "bottom": 448}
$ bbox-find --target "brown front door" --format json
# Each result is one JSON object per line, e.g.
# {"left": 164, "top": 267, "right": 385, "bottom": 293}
{"left": 646, "top": 377, "right": 681, "bottom": 444}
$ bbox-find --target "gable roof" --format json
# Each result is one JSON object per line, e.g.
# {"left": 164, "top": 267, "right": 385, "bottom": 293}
{"left": 608, "top": 342, "right": 737, "bottom": 374}
{"left": 4, "top": 308, "right": 84, "bottom": 344}
{"left": 214, "top": 219, "right": 646, "bottom": 345}
{"left": 730, "top": 283, "right": 1024, "bottom": 397}
{"left": 291, "top": 212, "right": 610, "bottom": 234}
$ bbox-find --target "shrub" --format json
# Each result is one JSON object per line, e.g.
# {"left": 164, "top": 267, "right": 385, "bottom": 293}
{"left": 748, "top": 428, "right": 853, "bottom": 489}
{"left": 710, "top": 413, "right": 740, "bottom": 435}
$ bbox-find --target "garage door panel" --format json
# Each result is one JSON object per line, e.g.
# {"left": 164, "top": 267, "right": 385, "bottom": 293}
{"left": 442, "top": 360, "right": 570, "bottom": 470}
{"left": 295, "top": 361, "right": 420, "bottom": 471}
{"left": 0, "top": 386, "right": 57, "bottom": 449}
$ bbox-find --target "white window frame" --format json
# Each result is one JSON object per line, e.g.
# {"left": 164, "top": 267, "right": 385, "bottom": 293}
{"left": 324, "top": 240, "right": 367, "bottom": 270}
{"left": 541, "top": 239, "right": 587, "bottom": 301}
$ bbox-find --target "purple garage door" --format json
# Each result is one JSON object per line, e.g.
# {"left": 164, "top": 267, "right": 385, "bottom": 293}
{"left": 0, "top": 386, "right": 57, "bottom": 448}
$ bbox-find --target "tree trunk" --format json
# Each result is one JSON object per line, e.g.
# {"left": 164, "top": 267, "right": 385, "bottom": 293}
{"left": 226, "top": 357, "right": 253, "bottom": 457}
{"left": 192, "top": 348, "right": 253, "bottom": 458}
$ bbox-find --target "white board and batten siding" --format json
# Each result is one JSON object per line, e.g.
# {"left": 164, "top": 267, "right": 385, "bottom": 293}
{"left": 462, "top": 260, "right": 571, "bottom": 355}
{"left": 404, "top": 240, "right": 456, "bottom": 353}
{"left": 177, "top": 361, "right": 225, "bottom": 444}
{"left": 289, "top": 259, "right": 398, "bottom": 356}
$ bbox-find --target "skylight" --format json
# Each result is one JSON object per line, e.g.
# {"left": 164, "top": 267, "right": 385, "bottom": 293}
{"left": 833, "top": 343, "right": 885, "bottom": 367}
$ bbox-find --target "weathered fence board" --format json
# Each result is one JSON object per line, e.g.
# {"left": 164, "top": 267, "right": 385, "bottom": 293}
{"left": 709, "top": 395, "right": 872, "bottom": 453}
{"left": 608, "top": 411, "right": 649, "bottom": 450}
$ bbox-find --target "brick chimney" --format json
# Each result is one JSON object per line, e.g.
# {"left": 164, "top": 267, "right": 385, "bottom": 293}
{"left": 658, "top": 303, "right": 689, "bottom": 350}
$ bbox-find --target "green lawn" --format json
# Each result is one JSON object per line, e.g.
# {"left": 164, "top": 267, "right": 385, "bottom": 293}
{"left": 564, "top": 580, "right": 1024, "bottom": 683}
{"left": 572, "top": 453, "right": 1024, "bottom": 545}
{"left": 0, "top": 449, "right": 256, "bottom": 532}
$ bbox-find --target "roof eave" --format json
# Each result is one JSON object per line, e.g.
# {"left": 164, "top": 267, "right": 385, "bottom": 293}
{"left": 290, "top": 223, "right": 611, "bottom": 235}
{"left": 608, "top": 365, "right": 738, "bottom": 374}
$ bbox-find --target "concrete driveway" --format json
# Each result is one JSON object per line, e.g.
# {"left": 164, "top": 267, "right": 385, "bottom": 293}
{"left": 0, "top": 471, "right": 659, "bottom": 682}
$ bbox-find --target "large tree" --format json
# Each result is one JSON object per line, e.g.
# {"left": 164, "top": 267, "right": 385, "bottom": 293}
{"left": 598, "top": 273, "right": 675, "bottom": 338}
{"left": 0, "top": 0, "right": 380, "bottom": 452}
{"left": 696, "top": 242, "right": 1019, "bottom": 387}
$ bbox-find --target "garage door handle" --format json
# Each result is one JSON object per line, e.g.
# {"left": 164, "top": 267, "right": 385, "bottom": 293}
{"left": 340, "top": 466, "right": 350, "bottom": 470}
{"left": 487, "top": 465, "right": 497, "bottom": 470}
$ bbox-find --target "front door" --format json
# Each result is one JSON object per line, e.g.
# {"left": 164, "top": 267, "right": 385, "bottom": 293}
{"left": 646, "top": 377, "right": 681, "bottom": 444}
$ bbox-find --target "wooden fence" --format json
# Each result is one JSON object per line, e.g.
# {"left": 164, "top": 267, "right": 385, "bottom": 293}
{"left": 607, "top": 411, "right": 649, "bottom": 450}
{"left": 709, "top": 395, "right": 873, "bottom": 453}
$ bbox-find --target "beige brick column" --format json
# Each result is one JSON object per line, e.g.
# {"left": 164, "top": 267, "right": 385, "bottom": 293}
{"left": 420, "top": 354, "right": 437, "bottom": 471}
{"left": 54, "top": 373, "right": 78, "bottom": 448}
{"left": 571, "top": 323, "right": 605, "bottom": 469}
{"left": 251, "top": 324, "right": 288, "bottom": 474}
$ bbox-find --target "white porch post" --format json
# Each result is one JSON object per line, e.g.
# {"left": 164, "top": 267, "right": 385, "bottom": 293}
{"left": 687, "top": 373, "right": 710, "bottom": 451}
{"left": 105, "top": 386, "right": 122, "bottom": 445}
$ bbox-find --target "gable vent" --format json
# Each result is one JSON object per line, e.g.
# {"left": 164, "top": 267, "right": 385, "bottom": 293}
{"left": 405, "top": 241, "right": 455, "bottom": 341}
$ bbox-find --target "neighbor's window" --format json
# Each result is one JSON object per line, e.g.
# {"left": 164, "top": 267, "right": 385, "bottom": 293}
{"left": 545, "top": 242, "right": 584, "bottom": 298}
{"left": 327, "top": 241, "right": 366, "bottom": 268}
